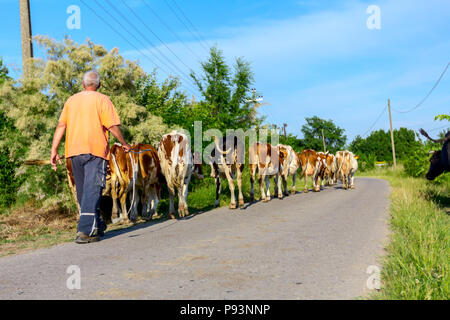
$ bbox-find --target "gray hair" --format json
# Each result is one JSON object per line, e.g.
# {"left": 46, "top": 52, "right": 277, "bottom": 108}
{"left": 82, "top": 70, "right": 100, "bottom": 88}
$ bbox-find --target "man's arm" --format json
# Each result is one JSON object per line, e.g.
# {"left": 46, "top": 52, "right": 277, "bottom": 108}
{"left": 109, "top": 125, "right": 131, "bottom": 152}
{"left": 50, "top": 122, "right": 66, "bottom": 171}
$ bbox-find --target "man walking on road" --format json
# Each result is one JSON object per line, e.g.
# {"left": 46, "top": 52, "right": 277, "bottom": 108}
{"left": 50, "top": 70, "right": 131, "bottom": 244}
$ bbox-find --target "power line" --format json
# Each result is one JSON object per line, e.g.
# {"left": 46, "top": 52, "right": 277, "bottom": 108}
{"left": 99, "top": 0, "right": 198, "bottom": 93}
{"left": 81, "top": 0, "right": 195, "bottom": 96}
{"left": 360, "top": 104, "right": 388, "bottom": 137}
{"left": 141, "top": 0, "right": 203, "bottom": 61}
{"left": 118, "top": 0, "right": 196, "bottom": 77}
{"left": 79, "top": 0, "right": 167, "bottom": 76}
{"left": 428, "top": 124, "right": 450, "bottom": 132}
{"left": 163, "top": 0, "right": 210, "bottom": 53}
{"left": 171, "top": 0, "right": 211, "bottom": 48}
{"left": 392, "top": 61, "right": 450, "bottom": 114}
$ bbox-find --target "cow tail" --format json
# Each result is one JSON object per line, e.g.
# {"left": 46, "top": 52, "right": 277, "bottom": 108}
{"left": 171, "top": 140, "right": 180, "bottom": 173}
{"left": 127, "top": 152, "right": 139, "bottom": 216}
{"left": 111, "top": 153, "right": 123, "bottom": 185}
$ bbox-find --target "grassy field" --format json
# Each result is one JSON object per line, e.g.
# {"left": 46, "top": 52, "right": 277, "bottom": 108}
{"left": 358, "top": 167, "right": 449, "bottom": 300}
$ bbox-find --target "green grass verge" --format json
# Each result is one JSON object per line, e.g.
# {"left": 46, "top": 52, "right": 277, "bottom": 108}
{"left": 358, "top": 167, "right": 449, "bottom": 300}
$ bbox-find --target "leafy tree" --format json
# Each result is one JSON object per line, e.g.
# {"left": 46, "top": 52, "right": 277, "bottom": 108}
{"left": 136, "top": 72, "right": 188, "bottom": 128}
{"left": 279, "top": 133, "right": 304, "bottom": 152}
{"left": 0, "top": 36, "right": 170, "bottom": 209}
{"left": 300, "top": 116, "right": 346, "bottom": 153}
{"left": 435, "top": 114, "right": 450, "bottom": 122}
{"left": 0, "top": 58, "right": 23, "bottom": 210}
{"left": 349, "top": 128, "right": 422, "bottom": 162}
{"left": 190, "top": 47, "right": 256, "bottom": 131}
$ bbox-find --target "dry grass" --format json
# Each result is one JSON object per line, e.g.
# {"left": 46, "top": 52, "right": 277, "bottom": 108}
{"left": 0, "top": 205, "right": 78, "bottom": 256}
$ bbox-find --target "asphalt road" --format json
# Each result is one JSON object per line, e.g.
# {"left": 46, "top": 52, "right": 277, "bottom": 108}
{"left": 0, "top": 177, "right": 390, "bottom": 300}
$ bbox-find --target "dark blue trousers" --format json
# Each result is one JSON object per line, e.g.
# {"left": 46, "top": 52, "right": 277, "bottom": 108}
{"left": 70, "top": 154, "right": 107, "bottom": 237}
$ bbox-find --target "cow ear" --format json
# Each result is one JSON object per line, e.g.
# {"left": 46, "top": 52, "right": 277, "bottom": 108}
{"left": 355, "top": 155, "right": 360, "bottom": 160}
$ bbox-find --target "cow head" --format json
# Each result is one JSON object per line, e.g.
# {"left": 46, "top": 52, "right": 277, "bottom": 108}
{"left": 426, "top": 150, "right": 444, "bottom": 180}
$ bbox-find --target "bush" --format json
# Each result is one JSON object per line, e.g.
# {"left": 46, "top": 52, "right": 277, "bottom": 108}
{"left": 403, "top": 147, "right": 430, "bottom": 178}
{"left": 357, "top": 153, "right": 376, "bottom": 172}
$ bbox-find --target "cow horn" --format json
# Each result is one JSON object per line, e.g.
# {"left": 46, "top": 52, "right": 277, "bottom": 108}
{"left": 427, "top": 150, "right": 435, "bottom": 156}
{"left": 213, "top": 136, "right": 231, "bottom": 155}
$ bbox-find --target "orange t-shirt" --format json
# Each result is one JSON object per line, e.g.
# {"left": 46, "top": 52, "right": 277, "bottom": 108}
{"left": 58, "top": 91, "right": 121, "bottom": 160}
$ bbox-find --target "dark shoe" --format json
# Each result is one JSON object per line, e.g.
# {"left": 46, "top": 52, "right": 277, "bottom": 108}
{"left": 75, "top": 232, "right": 100, "bottom": 244}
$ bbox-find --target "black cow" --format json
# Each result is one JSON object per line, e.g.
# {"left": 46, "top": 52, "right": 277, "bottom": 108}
{"left": 420, "top": 129, "right": 450, "bottom": 180}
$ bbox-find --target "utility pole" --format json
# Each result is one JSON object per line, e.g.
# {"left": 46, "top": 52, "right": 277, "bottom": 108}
{"left": 321, "top": 129, "right": 327, "bottom": 152}
{"left": 19, "top": 0, "right": 33, "bottom": 78}
{"left": 388, "top": 99, "right": 397, "bottom": 169}
{"left": 282, "top": 123, "right": 287, "bottom": 140}
{"left": 246, "top": 88, "right": 268, "bottom": 124}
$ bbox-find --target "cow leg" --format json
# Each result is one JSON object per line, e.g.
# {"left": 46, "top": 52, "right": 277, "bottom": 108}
{"left": 259, "top": 173, "right": 266, "bottom": 202}
{"left": 129, "top": 188, "right": 140, "bottom": 223}
{"left": 151, "top": 184, "right": 161, "bottom": 219}
{"left": 249, "top": 164, "right": 256, "bottom": 202}
{"left": 224, "top": 167, "right": 236, "bottom": 209}
{"left": 342, "top": 171, "right": 348, "bottom": 190}
{"left": 314, "top": 173, "right": 320, "bottom": 192}
{"left": 304, "top": 171, "right": 309, "bottom": 193}
{"left": 141, "top": 182, "right": 151, "bottom": 221}
{"left": 177, "top": 186, "right": 185, "bottom": 217}
{"left": 264, "top": 175, "right": 271, "bottom": 202}
{"left": 282, "top": 174, "right": 289, "bottom": 196}
{"left": 119, "top": 187, "right": 128, "bottom": 222}
{"left": 111, "top": 179, "right": 120, "bottom": 220}
{"left": 276, "top": 175, "right": 283, "bottom": 199}
{"left": 214, "top": 176, "right": 221, "bottom": 207}
{"left": 168, "top": 187, "right": 176, "bottom": 219}
{"left": 291, "top": 172, "right": 297, "bottom": 195}
{"left": 237, "top": 165, "right": 244, "bottom": 208}
{"left": 182, "top": 177, "right": 190, "bottom": 217}
{"left": 349, "top": 172, "right": 355, "bottom": 189}
{"left": 274, "top": 175, "right": 278, "bottom": 197}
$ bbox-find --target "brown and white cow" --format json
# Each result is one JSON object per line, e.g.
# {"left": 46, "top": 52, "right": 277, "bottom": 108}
{"left": 132, "top": 143, "right": 163, "bottom": 221}
{"left": 314, "top": 152, "right": 329, "bottom": 192}
{"left": 158, "top": 130, "right": 203, "bottom": 219}
{"left": 323, "top": 153, "right": 337, "bottom": 186}
{"left": 298, "top": 149, "right": 320, "bottom": 193}
{"left": 249, "top": 142, "right": 287, "bottom": 202}
{"left": 277, "top": 144, "right": 301, "bottom": 195}
{"left": 108, "top": 143, "right": 131, "bottom": 222}
{"left": 335, "top": 150, "right": 359, "bottom": 189}
{"left": 210, "top": 135, "right": 245, "bottom": 208}
{"left": 110, "top": 143, "right": 163, "bottom": 222}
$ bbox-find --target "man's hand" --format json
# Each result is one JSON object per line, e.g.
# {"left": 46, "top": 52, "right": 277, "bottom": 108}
{"left": 50, "top": 149, "right": 62, "bottom": 171}
{"left": 122, "top": 143, "right": 132, "bottom": 153}
{"left": 108, "top": 125, "right": 131, "bottom": 153}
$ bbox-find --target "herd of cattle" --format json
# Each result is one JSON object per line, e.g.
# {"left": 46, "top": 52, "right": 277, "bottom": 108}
{"left": 65, "top": 130, "right": 360, "bottom": 224}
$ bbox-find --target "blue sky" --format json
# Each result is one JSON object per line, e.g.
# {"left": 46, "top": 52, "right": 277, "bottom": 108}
{"left": 1, "top": 0, "right": 449, "bottom": 142}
